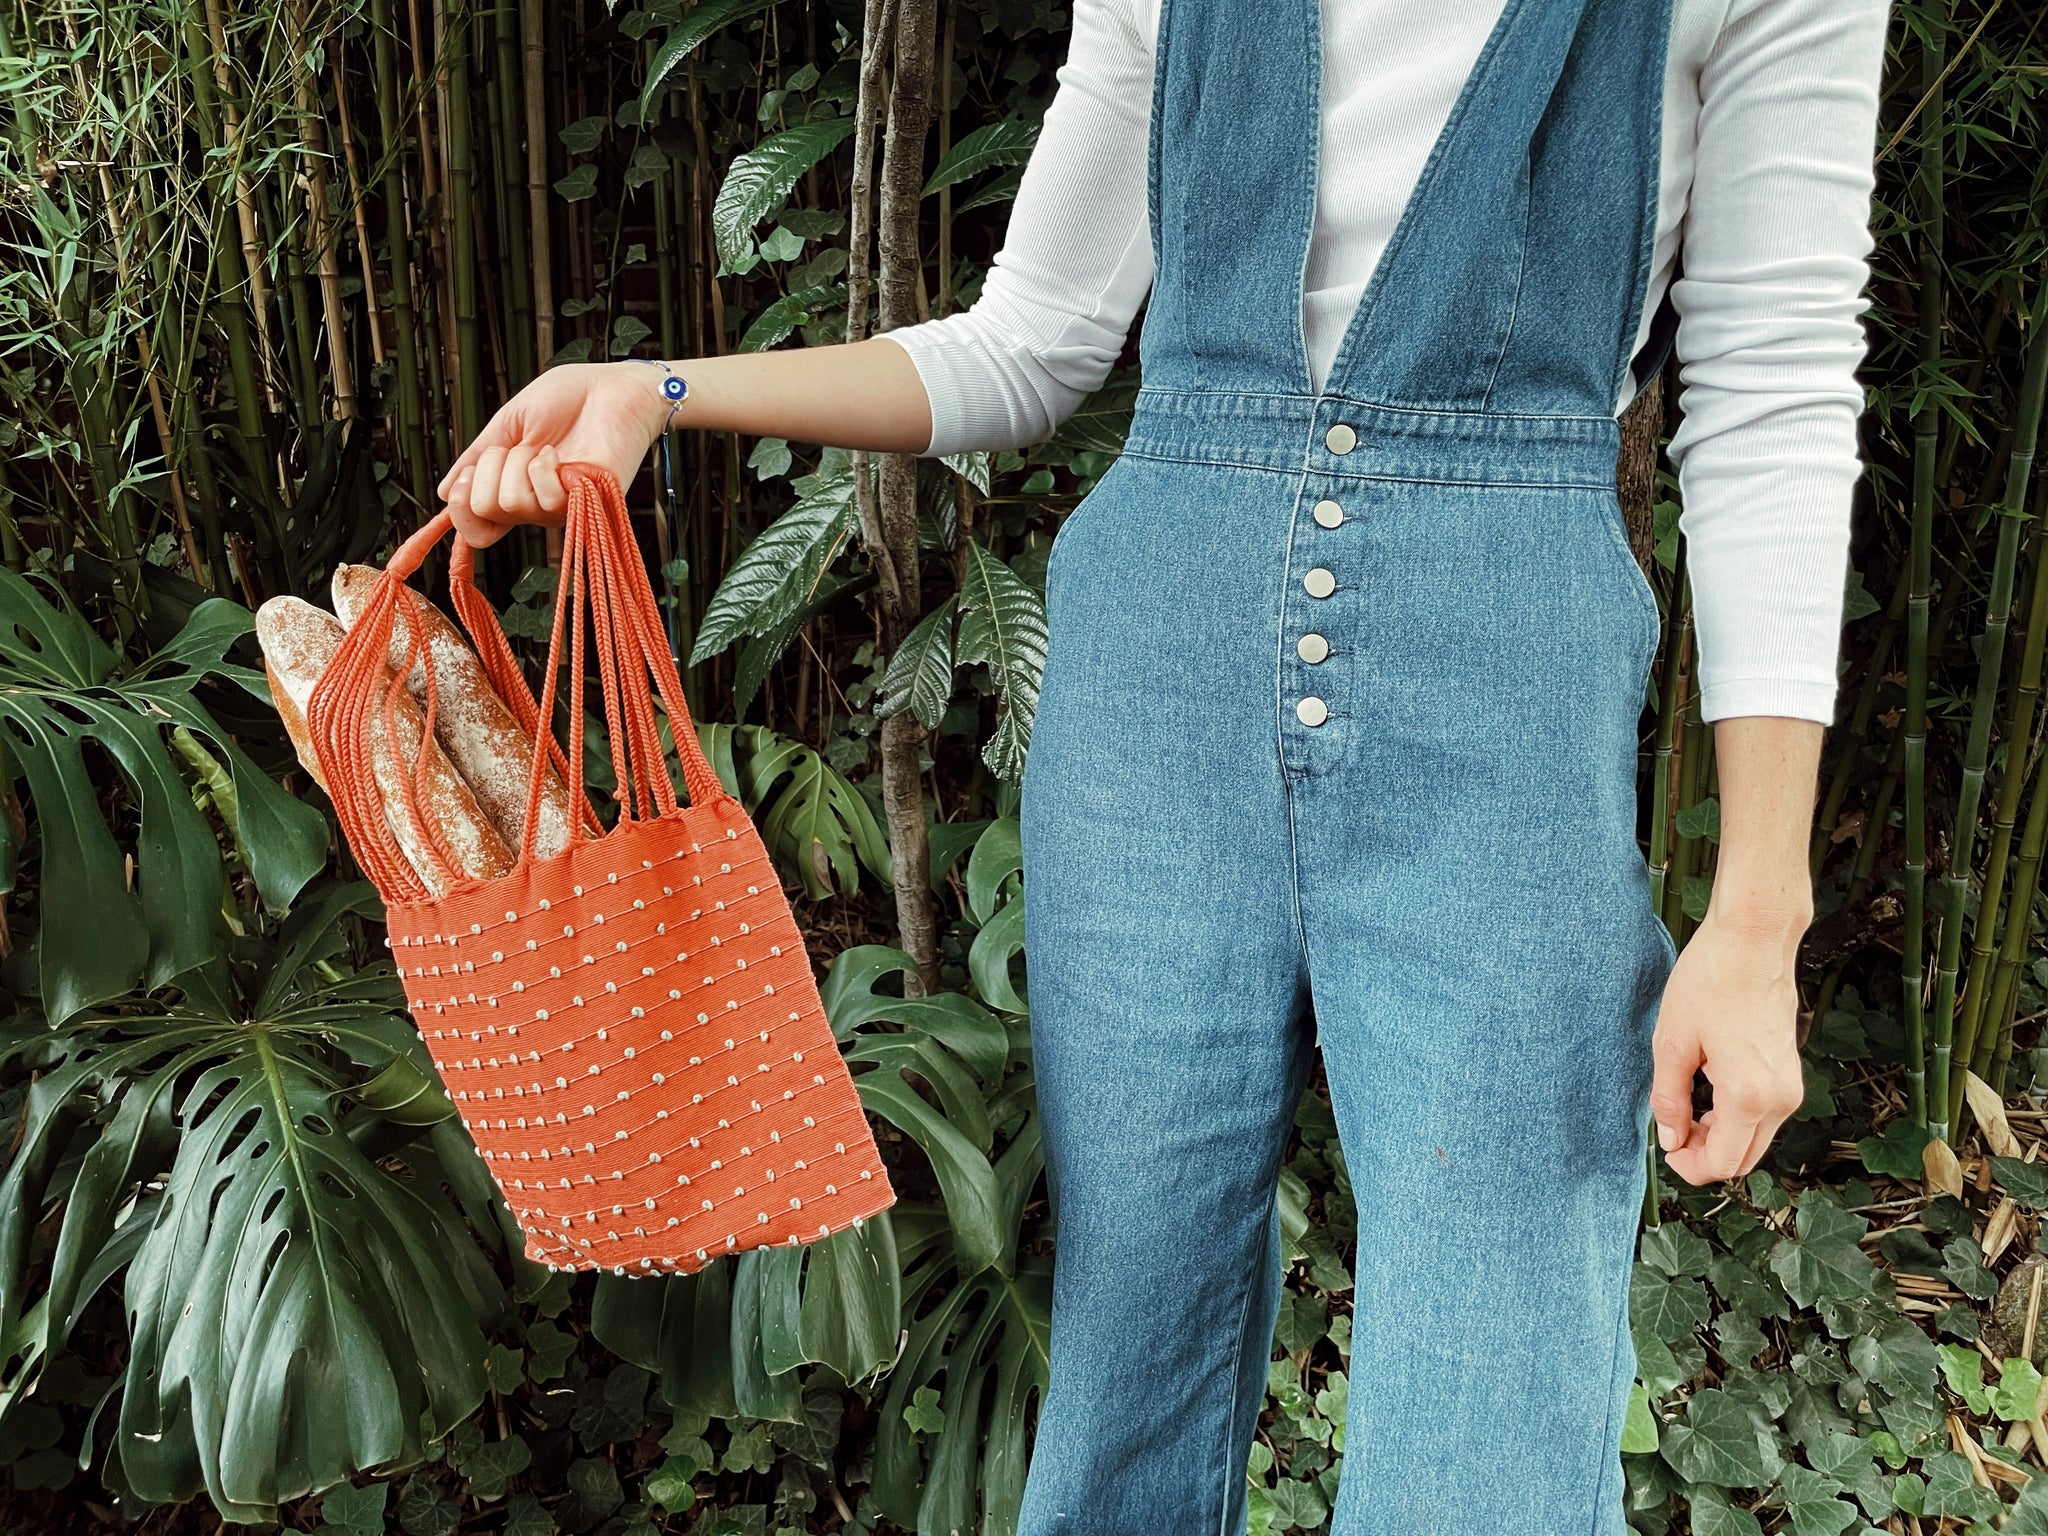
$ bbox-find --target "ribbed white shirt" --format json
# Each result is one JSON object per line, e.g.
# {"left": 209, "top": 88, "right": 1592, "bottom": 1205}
{"left": 882, "top": 0, "right": 1889, "bottom": 725}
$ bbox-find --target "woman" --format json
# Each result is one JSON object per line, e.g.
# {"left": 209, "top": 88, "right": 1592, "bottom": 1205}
{"left": 440, "top": 0, "right": 1888, "bottom": 1527}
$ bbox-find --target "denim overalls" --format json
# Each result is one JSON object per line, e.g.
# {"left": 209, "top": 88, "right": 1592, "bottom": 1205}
{"left": 1015, "top": 0, "right": 1679, "bottom": 1528}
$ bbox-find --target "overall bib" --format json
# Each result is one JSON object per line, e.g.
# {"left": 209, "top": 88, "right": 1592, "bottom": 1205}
{"left": 1015, "top": 0, "right": 1680, "bottom": 1529}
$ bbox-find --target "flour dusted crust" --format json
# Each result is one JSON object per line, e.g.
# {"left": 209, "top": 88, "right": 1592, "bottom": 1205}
{"left": 264, "top": 657, "right": 328, "bottom": 792}
{"left": 331, "top": 564, "right": 575, "bottom": 862}
{"left": 255, "top": 595, "right": 514, "bottom": 894}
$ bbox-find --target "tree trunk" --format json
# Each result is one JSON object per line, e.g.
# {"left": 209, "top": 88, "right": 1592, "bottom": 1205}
{"left": 850, "top": 0, "right": 942, "bottom": 993}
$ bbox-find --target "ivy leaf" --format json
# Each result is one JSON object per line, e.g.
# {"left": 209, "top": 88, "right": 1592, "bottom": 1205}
{"left": 1773, "top": 1464, "right": 1858, "bottom": 1536}
{"left": 1993, "top": 1356, "right": 2043, "bottom": 1422}
{"left": 316, "top": 1484, "right": 388, "bottom": 1536}
{"left": 1849, "top": 1312, "right": 1939, "bottom": 1403}
{"left": 1916, "top": 1450, "right": 2001, "bottom": 1521}
{"left": 1805, "top": 1433, "right": 1891, "bottom": 1521}
{"left": 956, "top": 543, "right": 1049, "bottom": 781}
{"left": 1709, "top": 1254, "right": 1789, "bottom": 1320}
{"left": 1640, "top": 1221, "right": 1714, "bottom": 1279}
{"left": 922, "top": 118, "right": 1041, "bottom": 196}
{"left": 1660, "top": 1388, "right": 1786, "bottom": 1489}
{"left": 1938, "top": 1343, "right": 1992, "bottom": 1415}
{"left": 903, "top": 1384, "right": 945, "bottom": 1436}
{"left": 556, "top": 1457, "right": 624, "bottom": 1529}
{"left": 1630, "top": 1264, "right": 1712, "bottom": 1344}
{"left": 559, "top": 114, "right": 607, "bottom": 153}
{"left": 1621, "top": 1384, "right": 1660, "bottom": 1454}
{"left": 553, "top": 163, "right": 600, "bottom": 202}
{"left": 1857, "top": 1118, "right": 1931, "bottom": 1179}
{"left": 1266, "top": 1477, "right": 1328, "bottom": 1531}
{"left": 2002, "top": 1471, "right": 2048, "bottom": 1535}
{"left": 1769, "top": 1192, "right": 1878, "bottom": 1307}
{"left": 1684, "top": 1484, "right": 1765, "bottom": 1536}
{"left": 1941, "top": 1235, "right": 1998, "bottom": 1301}
{"left": 875, "top": 597, "right": 958, "bottom": 729}
{"left": 1991, "top": 1154, "right": 2048, "bottom": 1207}
{"left": 713, "top": 120, "right": 856, "bottom": 273}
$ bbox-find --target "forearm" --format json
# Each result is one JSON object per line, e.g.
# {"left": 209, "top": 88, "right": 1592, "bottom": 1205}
{"left": 653, "top": 336, "right": 935, "bottom": 455}
{"left": 1705, "top": 714, "right": 1823, "bottom": 944}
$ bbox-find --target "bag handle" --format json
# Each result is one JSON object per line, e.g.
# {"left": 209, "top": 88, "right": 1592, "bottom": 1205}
{"left": 306, "top": 463, "right": 730, "bottom": 902}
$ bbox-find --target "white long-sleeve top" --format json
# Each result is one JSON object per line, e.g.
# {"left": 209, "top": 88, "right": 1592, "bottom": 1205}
{"left": 881, "top": 0, "right": 1889, "bottom": 726}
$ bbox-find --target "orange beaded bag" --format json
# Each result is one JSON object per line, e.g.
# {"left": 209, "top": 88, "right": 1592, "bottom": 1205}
{"left": 305, "top": 462, "right": 895, "bottom": 1276}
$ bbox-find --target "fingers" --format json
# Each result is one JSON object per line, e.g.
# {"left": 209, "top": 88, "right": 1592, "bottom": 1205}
{"left": 1648, "top": 1023, "right": 1700, "bottom": 1158}
{"left": 531, "top": 445, "right": 568, "bottom": 515}
{"left": 445, "top": 466, "right": 515, "bottom": 550}
{"left": 437, "top": 398, "right": 525, "bottom": 501}
{"left": 1665, "top": 1105, "right": 1768, "bottom": 1188}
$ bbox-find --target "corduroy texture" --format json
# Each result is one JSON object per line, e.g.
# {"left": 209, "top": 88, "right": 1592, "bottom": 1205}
{"left": 304, "top": 464, "right": 895, "bottom": 1275}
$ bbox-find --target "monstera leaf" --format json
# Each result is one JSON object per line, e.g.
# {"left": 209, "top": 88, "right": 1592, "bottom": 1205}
{"left": 693, "top": 722, "right": 891, "bottom": 900}
{"left": 0, "top": 574, "right": 326, "bottom": 1021}
{"left": 0, "top": 883, "right": 506, "bottom": 1521}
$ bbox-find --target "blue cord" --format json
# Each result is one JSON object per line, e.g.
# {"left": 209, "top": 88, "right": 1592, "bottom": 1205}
{"left": 630, "top": 360, "right": 690, "bottom": 670}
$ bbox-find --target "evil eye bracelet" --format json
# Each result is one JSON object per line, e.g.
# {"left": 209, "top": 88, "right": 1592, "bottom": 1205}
{"left": 629, "top": 358, "right": 689, "bottom": 668}
{"left": 631, "top": 357, "right": 691, "bottom": 432}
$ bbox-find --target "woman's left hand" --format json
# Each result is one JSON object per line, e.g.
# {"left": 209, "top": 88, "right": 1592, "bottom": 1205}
{"left": 1648, "top": 907, "right": 1810, "bottom": 1186}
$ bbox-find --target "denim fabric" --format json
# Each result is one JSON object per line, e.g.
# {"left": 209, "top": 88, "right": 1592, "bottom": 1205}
{"left": 1013, "top": 0, "right": 1679, "bottom": 1529}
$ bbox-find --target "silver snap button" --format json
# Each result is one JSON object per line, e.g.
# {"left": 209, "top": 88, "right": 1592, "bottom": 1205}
{"left": 1303, "top": 567, "right": 1336, "bottom": 599}
{"left": 1325, "top": 423, "right": 1357, "bottom": 455}
{"left": 1313, "top": 499, "right": 1344, "bottom": 529}
{"left": 1297, "top": 633, "right": 1330, "bottom": 664}
{"left": 1296, "top": 696, "right": 1330, "bottom": 727}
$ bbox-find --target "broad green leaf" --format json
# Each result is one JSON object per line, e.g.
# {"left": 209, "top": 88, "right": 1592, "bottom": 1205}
{"left": 0, "top": 582, "right": 323, "bottom": 1020}
{"left": 964, "top": 816, "right": 1022, "bottom": 925}
{"left": 922, "top": 118, "right": 1041, "bottom": 195}
{"left": 819, "top": 946, "right": 1009, "bottom": 1080}
{"left": 691, "top": 468, "right": 856, "bottom": 664}
{"left": 1856, "top": 1117, "right": 1930, "bottom": 1179}
{"left": 641, "top": 0, "right": 777, "bottom": 112}
{"left": 738, "top": 283, "right": 848, "bottom": 353}
{"left": 968, "top": 897, "right": 1028, "bottom": 1015}
{"left": 955, "top": 164, "right": 1026, "bottom": 215}
{"left": 1640, "top": 1221, "right": 1713, "bottom": 1279}
{"left": 1629, "top": 1263, "right": 1711, "bottom": 1344}
{"left": 956, "top": 543, "right": 1048, "bottom": 781}
{"left": 876, "top": 597, "right": 958, "bottom": 730}
{"left": 712, "top": 120, "right": 856, "bottom": 273}
{"left": 1847, "top": 1312, "right": 1938, "bottom": 1401}
{"left": 856, "top": 1073, "right": 1002, "bottom": 1274}
{"left": 1682, "top": 1485, "right": 1764, "bottom": 1536}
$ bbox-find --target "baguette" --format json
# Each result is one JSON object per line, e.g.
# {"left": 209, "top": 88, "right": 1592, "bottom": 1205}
{"left": 331, "top": 564, "right": 575, "bottom": 861}
{"left": 264, "top": 657, "right": 328, "bottom": 793}
{"left": 255, "top": 595, "right": 514, "bottom": 894}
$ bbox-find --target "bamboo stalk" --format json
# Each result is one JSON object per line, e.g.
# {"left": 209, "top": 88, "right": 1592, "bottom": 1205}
{"left": 1950, "top": 277, "right": 2048, "bottom": 1129}
{"left": 284, "top": 0, "right": 356, "bottom": 420}
{"left": 370, "top": 0, "right": 433, "bottom": 513}
{"left": 200, "top": 0, "right": 284, "bottom": 418}
{"left": 521, "top": 0, "right": 554, "bottom": 367}
{"left": 446, "top": 0, "right": 482, "bottom": 442}
{"left": 1910, "top": 21, "right": 1946, "bottom": 1135}
{"left": 1935, "top": 279, "right": 2047, "bottom": 1132}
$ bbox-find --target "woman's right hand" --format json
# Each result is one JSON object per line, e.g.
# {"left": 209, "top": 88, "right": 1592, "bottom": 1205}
{"left": 436, "top": 361, "right": 675, "bottom": 548}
